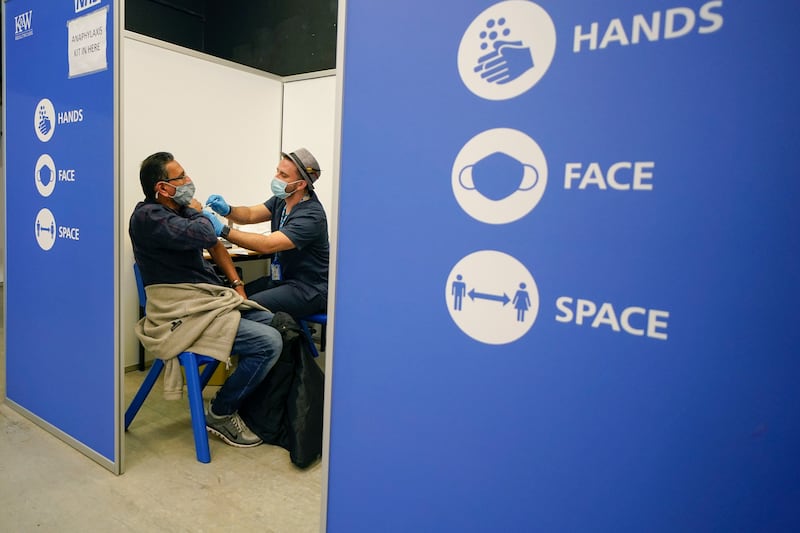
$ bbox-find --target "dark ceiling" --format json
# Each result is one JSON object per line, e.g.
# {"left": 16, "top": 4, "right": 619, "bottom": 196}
{"left": 125, "top": 0, "right": 338, "bottom": 76}
{"left": 0, "top": 1, "right": 336, "bottom": 110}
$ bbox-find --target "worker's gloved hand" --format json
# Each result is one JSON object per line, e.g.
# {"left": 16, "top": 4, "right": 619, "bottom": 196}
{"left": 202, "top": 209, "right": 224, "bottom": 237}
{"left": 205, "top": 194, "right": 231, "bottom": 216}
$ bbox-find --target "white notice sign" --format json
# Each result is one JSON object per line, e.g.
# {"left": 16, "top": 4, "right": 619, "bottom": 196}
{"left": 67, "top": 6, "right": 108, "bottom": 78}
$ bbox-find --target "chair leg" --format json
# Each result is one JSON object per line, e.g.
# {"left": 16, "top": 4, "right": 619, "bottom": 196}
{"left": 199, "top": 359, "right": 221, "bottom": 389}
{"left": 137, "top": 305, "right": 146, "bottom": 371}
{"left": 299, "top": 320, "right": 320, "bottom": 358}
{"left": 180, "top": 352, "right": 212, "bottom": 463}
{"left": 125, "top": 359, "right": 165, "bottom": 430}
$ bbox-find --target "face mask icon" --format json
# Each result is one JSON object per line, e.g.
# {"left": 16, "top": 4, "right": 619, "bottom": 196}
{"left": 458, "top": 151, "right": 539, "bottom": 201}
{"left": 38, "top": 164, "right": 53, "bottom": 187}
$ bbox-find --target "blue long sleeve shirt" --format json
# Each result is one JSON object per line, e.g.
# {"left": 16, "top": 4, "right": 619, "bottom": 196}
{"left": 129, "top": 200, "right": 223, "bottom": 287}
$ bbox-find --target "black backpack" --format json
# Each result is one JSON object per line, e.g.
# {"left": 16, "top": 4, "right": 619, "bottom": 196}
{"left": 239, "top": 312, "right": 325, "bottom": 468}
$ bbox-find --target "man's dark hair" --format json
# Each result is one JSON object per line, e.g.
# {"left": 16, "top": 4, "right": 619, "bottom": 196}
{"left": 139, "top": 152, "right": 174, "bottom": 200}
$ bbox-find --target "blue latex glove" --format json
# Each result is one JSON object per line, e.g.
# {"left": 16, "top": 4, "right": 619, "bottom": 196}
{"left": 202, "top": 209, "right": 224, "bottom": 237}
{"left": 205, "top": 194, "right": 231, "bottom": 216}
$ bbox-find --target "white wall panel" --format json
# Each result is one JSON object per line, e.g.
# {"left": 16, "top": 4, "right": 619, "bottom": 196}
{"left": 121, "top": 36, "right": 283, "bottom": 368}
{"left": 282, "top": 75, "right": 337, "bottom": 225}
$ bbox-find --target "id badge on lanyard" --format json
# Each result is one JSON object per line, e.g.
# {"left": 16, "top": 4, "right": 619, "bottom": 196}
{"left": 271, "top": 257, "right": 282, "bottom": 280}
{"left": 272, "top": 205, "right": 288, "bottom": 280}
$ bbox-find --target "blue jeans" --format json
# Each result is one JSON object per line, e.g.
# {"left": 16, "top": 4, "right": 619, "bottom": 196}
{"left": 211, "top": 309, "right": 282, "bottom": 416}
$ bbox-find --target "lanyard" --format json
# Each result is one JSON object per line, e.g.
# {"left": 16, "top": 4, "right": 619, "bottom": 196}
{"left": 273, "top": 206, "right": 288, "bottom": 268}
{"left": 279, "top": 206, "right": 288, "bottom": 229}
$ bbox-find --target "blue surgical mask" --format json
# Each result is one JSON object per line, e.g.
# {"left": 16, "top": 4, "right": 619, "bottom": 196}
{"left": 271, "top": 178, "right": 301, "bottom": 199}
{"left": 169, "top": 181, "right": 196, "bottom": 206}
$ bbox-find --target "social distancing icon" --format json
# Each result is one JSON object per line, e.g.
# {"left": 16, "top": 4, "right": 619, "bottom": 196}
{"left": 35, "top": 208, "right": 56, "bottom": 251}
{"left": 446, "top": 250, "right": 539, "bottom": 344}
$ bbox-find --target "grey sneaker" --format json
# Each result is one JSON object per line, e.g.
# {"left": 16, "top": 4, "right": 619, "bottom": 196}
{"left": 205, "top": 407, "right": 263, "bottom": 448}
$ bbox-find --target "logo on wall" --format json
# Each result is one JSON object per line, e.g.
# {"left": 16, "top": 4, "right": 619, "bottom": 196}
{"left": 452, "top": 128, "right": 548, "bottom": 224}
{"left": 35, "top": 154, "right": 57, "bottom": 197}
{"left": 458, "top": 0, "right": 556, "bottom": 100}
{"left": 34, "top": 98, "right": 56, "bottom": 143}
{"left": 14, "top": 10, "right": 34, "bottom": 40}
{"left": 446, "top": 250, "right": 539, "bottom": 345}
{"left": 75, "top": 0, "right": 102, "bottom": 13}
{"left": 35, "top": 208, "right": 57, "bottom": 251}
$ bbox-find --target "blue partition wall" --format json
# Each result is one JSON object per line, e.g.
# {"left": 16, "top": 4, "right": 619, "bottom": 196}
{"left": 329, "top": 1, "right": 800, "bottom": 530}
{"left": 4, "top": 0, "right": 116, "bottom": 465}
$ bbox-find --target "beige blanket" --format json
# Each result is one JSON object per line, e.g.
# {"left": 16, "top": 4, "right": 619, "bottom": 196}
{"left": 135, "top": 282, "right": 268, "bottom": 399}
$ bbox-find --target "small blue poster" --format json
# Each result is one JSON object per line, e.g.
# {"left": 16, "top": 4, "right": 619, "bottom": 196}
{"left": 4, "top": 0, "right": 116, "bottom": 464}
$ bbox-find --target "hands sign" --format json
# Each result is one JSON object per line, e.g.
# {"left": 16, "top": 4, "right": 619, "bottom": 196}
{"left": 37, "top": 105, "right": 52, "bottom": 136}
{"left": 473, "top": 40, "right": 534, "bottom": 85}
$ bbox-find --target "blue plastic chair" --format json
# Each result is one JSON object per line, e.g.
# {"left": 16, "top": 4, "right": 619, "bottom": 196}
{"left": 135, "top": 264, "right": 147, "bottom": 370}
{"left": 298, "top": 313, "right": 327, "bottom": 358}
{"left": 125, "top": 263, "right": 220, "bottom": 463}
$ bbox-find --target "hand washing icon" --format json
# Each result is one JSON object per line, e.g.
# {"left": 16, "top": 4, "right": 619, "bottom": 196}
{"left": 457, "top": 1, "right": 556, "bottom": 101}
{"left": 458, "top": 151, "right": 539, "bottom": 201}
{"left": 33, "top": 98, "right": 56, "bottom": 143}
{"left": 472, "top": 14, "right": 535, "bottom": 86}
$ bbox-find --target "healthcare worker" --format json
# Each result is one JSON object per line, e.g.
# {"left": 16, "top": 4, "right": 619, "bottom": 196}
{"left": 205, "top": 148, "right": 329, "bottom": 319}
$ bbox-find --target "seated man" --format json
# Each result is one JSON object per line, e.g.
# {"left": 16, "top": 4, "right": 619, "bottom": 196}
{"left": 204, "top": 148, "right": 329, "bottom": 319}
{"left": 130, "top": 151, "right": 282, "bottom": 448}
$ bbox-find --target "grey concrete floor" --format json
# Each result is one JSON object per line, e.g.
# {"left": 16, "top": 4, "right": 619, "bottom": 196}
{"left": 0, "top": 286, "right": 324, "bottom": 532}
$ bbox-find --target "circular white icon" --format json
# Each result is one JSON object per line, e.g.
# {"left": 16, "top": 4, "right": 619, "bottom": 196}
{"left": 34, "top": 98, "right": 56, "bottom": 143}
{"left": 35, "top": 154, "right": 57, "bottom": 197}
{"left": 35, "top": 208, "right": 57, "bottom": 251}
{"left": 446, "top": 250, "right": 539, "bottom": 344}
{"left": 452, "top": 128, "right": 548, "bottom": 224}
{"left": 458, "top": 1, "right": 557, "bottom": 100}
